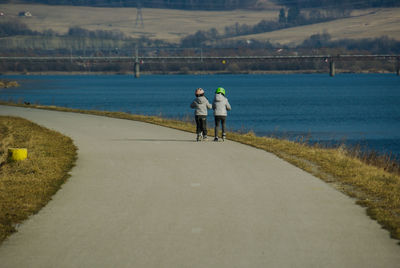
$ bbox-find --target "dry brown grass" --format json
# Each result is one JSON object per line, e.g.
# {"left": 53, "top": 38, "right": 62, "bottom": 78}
{"left": 0, "top": 116, "right": 77, "bottom": 243}
{"left": 0, "top": 80, "right": 19, "bottom": 88}
{"left": 1, "top": 3, "right": 399, "bottom": 44}
{"left": 0, "top": 3, "right": 279, "bottom": 42}
{"left": 1, "top": 102, "right": 399, "bottom": 241}
{"left": 230, "top": 8, "right": 400, "bottom": 45}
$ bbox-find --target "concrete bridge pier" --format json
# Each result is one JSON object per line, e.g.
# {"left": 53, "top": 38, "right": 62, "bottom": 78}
{"left": 329, "top": 59, "right": 335, "bottom": 77}
{"left": 134, "top": 62, "right": 140, "bottom": 78}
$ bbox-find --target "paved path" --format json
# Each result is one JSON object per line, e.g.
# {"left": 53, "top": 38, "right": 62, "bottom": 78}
{"left": 0, "top": 105, "right": 399, "bottom": 268}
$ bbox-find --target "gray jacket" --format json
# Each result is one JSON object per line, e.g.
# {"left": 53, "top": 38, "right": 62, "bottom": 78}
{"left": 190, "top": 96, "right": 212, "bottom": 116}
{"left": 212, "top": 93, "right": 231, "bottom": 116}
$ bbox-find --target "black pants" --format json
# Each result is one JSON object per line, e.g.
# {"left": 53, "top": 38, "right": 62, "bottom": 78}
{"left": 195, "top": 115, "right": 208, "bottom": 136}
{"left": 214, "top": 116, "right": 226, "bottom": 137}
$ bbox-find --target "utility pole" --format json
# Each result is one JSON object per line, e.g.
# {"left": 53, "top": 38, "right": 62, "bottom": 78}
{"left": 135, "top": 0, "right": 144, "bottom": 28}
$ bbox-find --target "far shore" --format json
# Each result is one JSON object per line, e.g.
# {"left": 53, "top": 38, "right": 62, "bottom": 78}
{"left": 0, "top": 69, "right": 396, "bottom": 76}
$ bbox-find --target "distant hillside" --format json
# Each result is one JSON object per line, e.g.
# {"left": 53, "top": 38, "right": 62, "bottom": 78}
{"left": 7, "top": 0, "right": 400, "bottom": 9}
{"left": 0, "top": 3, "right": 280, "bottom": 42}
{"left": 228, "top": 8, "right": 400, "bottom": 45}
{"left": 1, "top": 3, "right": 398, "bottom": 45}
{"left": 272, "top": 0, "right": 400, "bottom": 8}
{"left": 5, "top": 0, "right": 260, "bottom": 10}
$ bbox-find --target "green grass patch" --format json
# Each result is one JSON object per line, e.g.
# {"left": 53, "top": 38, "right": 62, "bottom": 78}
{"left": 0, "top": 116, "right": 77, "bottom": 243}
{"left": 1, "top": 102, "right": 400, "bottom": 241}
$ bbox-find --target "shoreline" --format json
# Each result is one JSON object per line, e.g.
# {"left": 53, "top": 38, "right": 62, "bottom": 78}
{"left": 0, "top": 79, "right": 19, "bottom": 88}
{"left": 0, "top": 69, "right": 396, "bottom": 76}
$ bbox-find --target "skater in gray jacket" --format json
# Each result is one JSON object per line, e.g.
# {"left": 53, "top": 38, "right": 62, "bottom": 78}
{"left": 212, "top": 87, "right": 231, "bottom": 141}
{"left": 190, "top": 88, "right": 212, "bottom": 141}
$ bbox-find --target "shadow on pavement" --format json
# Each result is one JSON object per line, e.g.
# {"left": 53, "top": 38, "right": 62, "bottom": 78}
{"left": 111, "top": 138, "right": 195, "bottom": 143}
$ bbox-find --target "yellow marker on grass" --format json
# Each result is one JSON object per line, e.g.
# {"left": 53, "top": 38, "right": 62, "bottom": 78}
{"left": 8, "top": 148, "right": 28, "bottom": 161}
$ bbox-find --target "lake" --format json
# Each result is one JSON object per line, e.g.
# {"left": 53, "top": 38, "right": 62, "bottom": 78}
{"left": 1, "top": 74, "right": 400, "bottom": 157}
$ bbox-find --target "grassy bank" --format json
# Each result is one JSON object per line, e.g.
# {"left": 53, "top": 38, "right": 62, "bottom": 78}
{"left": 1, "top": 102, "right": 399, "bottom": 242}
{"left": 0, "top": 116, "right": 77, "bottom": 243}
{"left": 0, "top": 80, "right": 19, "bottom": 88}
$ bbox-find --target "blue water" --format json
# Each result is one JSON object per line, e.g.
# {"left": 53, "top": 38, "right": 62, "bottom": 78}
{"left": 1, "top": 74, "right": 400, "bottom": 157}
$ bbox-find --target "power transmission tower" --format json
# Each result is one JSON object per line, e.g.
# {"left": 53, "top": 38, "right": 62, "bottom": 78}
{"left": 135, "top": 0, "right": 144, "bottom": 28}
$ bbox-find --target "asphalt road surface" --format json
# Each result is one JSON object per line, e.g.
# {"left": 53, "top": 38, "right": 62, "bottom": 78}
{"left": 0, "top": 105, "right": 399, "bottom": 268}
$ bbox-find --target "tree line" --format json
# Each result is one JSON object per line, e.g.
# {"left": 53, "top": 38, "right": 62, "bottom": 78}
{"left": 1, "top": 28, "right": 398, "bottom": 74}
{"left": 1, "top": 19, "right": 399, "bottom": 55}
{"left": 0, "top": 21, "right": 127, "bottom": 40}
{"left": 1, "top": 53, "right": 396, "bottom": 74}
{"left": 299, "top": 33, "right": 400, "bottom": 54}
{"left": 0, "top": 21, "right": 39, "bottom": 37}
{"left": 181, "top": 8, "right": 349, "bottom": 47}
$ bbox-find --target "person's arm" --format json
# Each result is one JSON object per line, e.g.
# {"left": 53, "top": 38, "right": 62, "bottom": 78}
{"left": 206, "top": 99, "right": 212, "bottom": 109}
{"left": 225, "top": 99, "right": 231, "bottom": 111}
{"left": 190, "top": 100, "right": 197, "bottom": 109}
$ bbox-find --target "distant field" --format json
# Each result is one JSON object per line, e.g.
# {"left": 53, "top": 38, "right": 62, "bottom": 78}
{"left": 229, "top": 8, "right": 400, "bottom": 45}
{"left": 0, "top": 3, "right": 399, "bottom": 44}
{"left": 0, "top": 3, "right": 280, "bottom": 42}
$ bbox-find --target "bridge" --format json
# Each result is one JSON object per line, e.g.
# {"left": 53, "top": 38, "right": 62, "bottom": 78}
{"left": 1, "top": 54, "right": 399, "bottom": 78}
